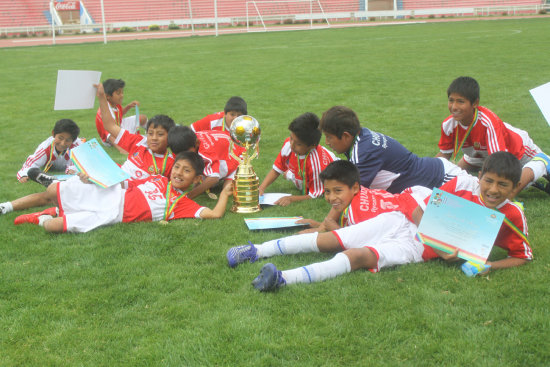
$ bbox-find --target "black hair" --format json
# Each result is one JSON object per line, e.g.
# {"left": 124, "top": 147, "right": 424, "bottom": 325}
{"left": 319, "top": 160, "right": 360, "bottom": 188}
{"left": 167, "top": 125, "right": 198, "bottom": 154}
{"left": 481, "top": 152, "right": 521, "bottom": 186}
{"left": 174, "top": 151, "right": 204, "bottom": 176}
{"left": 320, "top": 106, "right": 361, "bottom": 139}
{"left": 103, "top": 79, "right": 125, "bottom": 96}
{"left": 288, "top": 112, "right": 322, "bottom": 147}
{"left": 224, "top": 96, "right": 247, "bottom": 115}
{"left": 52, "top": 119, "right": 80, "bottom": 141}
{"left": 146, "top": 115, "right": 175, "bottom": 134}
{"left": 447, "top": 76, "right": 480, "bottom": 104}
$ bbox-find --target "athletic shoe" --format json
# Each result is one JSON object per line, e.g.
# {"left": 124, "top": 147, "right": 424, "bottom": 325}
{"left": 252, "top": 263, "right": 286, "bottom": 292}
{"left": 14, "top": 207, "right": 57, "bottom": 225}
{"left": 226, "top": 241, "right": 258, "bottom": 268}
{"left": 532, "top": 181, "right": 550, "bottom": 195}
{"left": 27, "top": 168, "right": 55, "bottom": 188}
{"left": 461, "top": 261, "right": 491, "bottom": 277}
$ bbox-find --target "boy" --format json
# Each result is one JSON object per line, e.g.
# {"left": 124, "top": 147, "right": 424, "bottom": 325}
{"left": 320, "top": 106, "right": 466, "bottom": 194}
{"left": 189, "top": 96, "right": 247, "bottom": 132}
{"left": 168, "top": 125, "right": 245, "bottom": 199}
{"left": 17, "top": 119, "right": 83, "bottom": 185}
{"left": 259, "top": 112, "right": 338, "bottom": 206}
{"left": 227, "top": 153, "right": 531, "bottom": 291}
{"left": 436, "top": 76, "right": 550, "bottom": 198}
{"left": 95, "top": 78, "right": 148, "bottom": 154}
{"left": 0, "top": 152, "right": 232, "bottom": 233}
{"left": 96, "top": 83, "right": 176, "bottom": 180}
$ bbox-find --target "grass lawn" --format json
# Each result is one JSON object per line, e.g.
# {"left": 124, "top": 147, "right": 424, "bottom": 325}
{"left": 0, "top": 18, "right": 549, "bottom": 366}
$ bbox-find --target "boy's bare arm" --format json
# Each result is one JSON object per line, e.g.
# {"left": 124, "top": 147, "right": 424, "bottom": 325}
{"left": 187, "top": 176, "right": 220, "bottom": 199}
{"left": 259, "top": 169, "right": 280, "bottom": 196}
{"left": 199, "top": 181, "right": 233, "bottom": 219}
{"left": 487, "top": 257, "right": 527, "bottom": 270}
{"left": 95, "top": 83, "right": 122, "bottom": 139}
{"left": 122, "top": 100, "right": 139, "bottom": 115}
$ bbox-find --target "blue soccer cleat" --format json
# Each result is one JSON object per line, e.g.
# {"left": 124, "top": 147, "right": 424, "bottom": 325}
{"left": 461, "top": 261, "right": 491, "bottom": 277}
{"left": 252, "top": 263, "right": 286, "bottom": 292}
{"left": 532, "top": 153, "right": 550, "bottom": 175}
{"left": 226, "top": 241, "right": 258, "bottom": 268}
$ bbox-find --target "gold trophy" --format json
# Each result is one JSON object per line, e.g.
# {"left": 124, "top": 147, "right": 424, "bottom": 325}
{"left": 229, "top": 115, "right": 261, "bottom": 213}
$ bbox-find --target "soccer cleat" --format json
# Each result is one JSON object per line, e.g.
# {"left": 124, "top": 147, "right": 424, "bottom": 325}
{"left": 27, "top": 168, "right": 55, "bottom": 188}
{"left": 226, "top": 241, "right": 259, "bottom": 268}
{"left": 13, "top": 207, "right": 57, "bottom": 225}
{"left": 461, "top": 261, "right": 491, "bottom": 277}
{"left": 252, "top": 263, "right": 286, "bottom": 292}
{"left": 532, "top": 181, "right": 550, "bottom": 195}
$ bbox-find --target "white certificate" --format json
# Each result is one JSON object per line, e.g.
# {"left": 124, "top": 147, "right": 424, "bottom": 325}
{"left": 54, "top": 70, "right": 101, "bottom": 110}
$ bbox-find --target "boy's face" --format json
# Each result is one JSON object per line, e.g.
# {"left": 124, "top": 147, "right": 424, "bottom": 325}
{"left": 479, "top": 171, "right": 516, "bottom": 209}
{"left": 225, "top": 111, "right": 242, "bottom": 129}
{"left": 146, "top": 125, "right": 169, "bottom": 154}
{"left": 107, "top": 88, "right": 124, "bottom": 106}
{"left": 448, "top": 93, "right": 479, "bottom": 126}
{"left": 323, "top": 179, "right": 360, "bottom": 212}
{"left": 324, "top": 132, "right": 354, "bottom": 154}
{"left": 170, "top": 159, "right": 201, "bottom": 191}
{"left": 52, "top": 132, "right": 74, "bottom": 153}
{"left": 289, "top": 132, "right": 314, "bottom": 156}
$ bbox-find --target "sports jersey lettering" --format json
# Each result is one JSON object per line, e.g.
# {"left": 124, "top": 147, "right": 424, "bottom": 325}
{"left": 145, "top": 187, "right": 163, "bottom": 201}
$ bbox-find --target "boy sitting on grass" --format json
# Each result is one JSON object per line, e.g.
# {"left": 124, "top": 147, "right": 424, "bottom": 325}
{"left": 437, "top": 76, "right": 550, "bottom": 197}
{"left": 0, "top": 152, "right": 233, "bottom": 233}
{"left": 258, "top": 112, "right": 338, "bottom": 206}
{"left": 227, "top": 153, "right": 531, "bottom": 291}
{"left": 17, "top": 119, "right": 83, "bottom": 186}
{"left": 189, "top": 96, "right": 247, "bottom": 133}
{"left": 95, "top": 78, "right": 148, "bottom": 154}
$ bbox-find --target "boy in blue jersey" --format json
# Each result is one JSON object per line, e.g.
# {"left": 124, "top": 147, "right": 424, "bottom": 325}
{"left": 320, "top": 106, "right": 466, "bottom": 193}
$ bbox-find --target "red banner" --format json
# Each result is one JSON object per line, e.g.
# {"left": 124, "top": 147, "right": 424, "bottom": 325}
{"left": 54, "top": 1, "right": 80, "bottom": 11}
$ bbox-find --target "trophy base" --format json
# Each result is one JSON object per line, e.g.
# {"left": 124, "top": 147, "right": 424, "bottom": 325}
{"left": 231, "top": 204, "right": 261, "bottom": 214}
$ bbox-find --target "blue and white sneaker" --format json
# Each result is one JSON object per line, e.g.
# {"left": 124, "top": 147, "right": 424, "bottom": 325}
{"left": 252, "top": 263, "right": 286, "bottom": 292}
{"left": 226, "top": 241, "right": 258, "bottom": 268}
{"left": 532, "top": 153, "right": 550, "bottom": 175}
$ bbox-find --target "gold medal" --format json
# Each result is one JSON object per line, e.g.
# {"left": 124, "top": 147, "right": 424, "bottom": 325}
{"left": 159, "top": 220, "right": 169, "bottom": 225}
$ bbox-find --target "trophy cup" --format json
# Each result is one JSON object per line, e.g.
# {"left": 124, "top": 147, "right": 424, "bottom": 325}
{"left": 229, "top": 115, "right": 261, "bottom": 213}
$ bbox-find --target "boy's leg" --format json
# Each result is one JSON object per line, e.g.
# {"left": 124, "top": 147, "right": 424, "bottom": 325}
{"left": 1, "top": 183, "right": 57, "bottom": 214}
{"left": 42, "top": 217, "right": 64, "bottom": 233}
{"left": 514, "top": 153, "right": 550, "bottom": 197}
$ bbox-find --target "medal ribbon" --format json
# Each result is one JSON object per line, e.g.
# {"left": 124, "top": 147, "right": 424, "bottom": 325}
{"left": 339, "top": 206, "right": 349, "bottom": 228}
{"left": 452, "top": 108, "right": 478, "bottom": 162}
{"left": 163, "top": 182, "right": 189, "bottom": 221}
{"left": 151, "top": 152, "right": 169, "bottom": 175}
{"left": 297, "top": 152, "right": 310, "bottom": 195}
{"left": 43, "top": 140, "right": 56, "bottom": 173}
{"left": 479, "top": 194, "right": 530, "bottom": 246}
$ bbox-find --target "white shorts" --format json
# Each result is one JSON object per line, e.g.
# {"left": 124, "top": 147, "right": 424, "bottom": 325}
{"left": 331, "top": 211, "right": 425, "bottom": 272}
{"left": 57, "top": 177, "right": 125, "bottom": 233}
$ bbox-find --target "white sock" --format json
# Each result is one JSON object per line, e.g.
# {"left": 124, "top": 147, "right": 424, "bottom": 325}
{"left": 256, "top": 232, "right": 319, "bottom": 258}
{"left": 0, "top": 202, "right": 13, "bottom": 214}
{"left": 38, "top": 215, "right": 53, "bottom": 226}
{"left": 282, "top": 252, "right": 351, "bottom": 285}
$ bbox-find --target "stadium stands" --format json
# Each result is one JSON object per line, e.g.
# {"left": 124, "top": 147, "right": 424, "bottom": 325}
{"left": 0, "top": 0, "right": 50, "bottom": 27}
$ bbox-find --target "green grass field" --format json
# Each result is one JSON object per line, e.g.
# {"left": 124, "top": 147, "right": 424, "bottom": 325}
{"left": 1, "top": 18, "right": 549, "bottom": 366}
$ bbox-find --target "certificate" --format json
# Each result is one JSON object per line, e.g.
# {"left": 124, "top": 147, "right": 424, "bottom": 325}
{"left": 70, "top": 138, "right": 130, "bottom": 188}
{"left": 259, "top": 193, "right": 291, "bottom": 206}
{"left": 416, "top": 188, "right": 504, "bottom": 264}
{"left": 54, "top": 70, "right": 101, "bottom": 110}
{"left": 245, "top": 217, "right": 309, "bottom": 231}
{"left": 529, "top": 81, "right": 550, "bottom": 126}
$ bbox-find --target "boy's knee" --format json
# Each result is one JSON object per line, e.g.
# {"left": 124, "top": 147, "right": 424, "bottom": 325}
{"left": 345, "top": 247, "right": 377, "bottom": 271}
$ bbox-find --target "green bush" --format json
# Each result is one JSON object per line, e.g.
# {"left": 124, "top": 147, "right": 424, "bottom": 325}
{"left": 168, "top": 23, "right": 180, "bottom": 30}
{"left": 119, "top": 26, "right": 135, "bottom": 32}
{"left": 149, "top": 24, "right": 160, "bottom": 31}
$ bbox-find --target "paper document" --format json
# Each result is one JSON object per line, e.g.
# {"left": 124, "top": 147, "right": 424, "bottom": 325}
{"left": 259, "top": 193, "right": 291, "bottom": 205}
{"left": 54, "top": 70, "right": 101, "bottom": 110}
{"left": 529, "top": 81, "right": 550, "bottom": 126}
{"left": 245, "top": 217, "right": 309, "bottom": 231}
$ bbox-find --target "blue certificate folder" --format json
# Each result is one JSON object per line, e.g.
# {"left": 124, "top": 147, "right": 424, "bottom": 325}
{"left": 245, "top": 217, "right": 308, "bottom": 231}
{"left": 416, "top": 188, "right": 505, "bottom": 264}
{"left": 70, "top": 138, "right": 130, "bottom": 188}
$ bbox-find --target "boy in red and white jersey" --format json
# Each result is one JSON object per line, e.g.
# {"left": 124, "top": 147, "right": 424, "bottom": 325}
{"left": 226, "top": 153, "right": 530, "bottom": 291}
{"left": 189, "top": 96, "right": 247, "bottom": 133}
{"left": 437, "top": 76, "right": 549, "bottom": 197}
{"left": 17, "top": 119, "right": 83, "bottom": 184}
{"left": 96, "top": 83, "right": 176, "bottom": 180}
{"left": 167, "top": 126, "right": 245, "bottom": 199}
{"left": 1, "top": 152, "right": 232, "bottom": 233}
{"left": 95, "top": 78, "right": 147, "bottom": 154}
{"left": 259, "top": 112, "right": 338, "bottom": 206}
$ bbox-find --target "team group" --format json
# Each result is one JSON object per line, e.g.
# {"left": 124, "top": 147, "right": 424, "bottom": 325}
{"left": 1, "top": 76, "right": 548, "bottom": 290}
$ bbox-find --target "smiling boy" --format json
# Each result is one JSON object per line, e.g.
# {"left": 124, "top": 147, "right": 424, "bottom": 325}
{"left": 436, "top": 76, "right": 550, "bottom": 197}
{"left": 1, "top": 152, "right": 233, "bottom": 233}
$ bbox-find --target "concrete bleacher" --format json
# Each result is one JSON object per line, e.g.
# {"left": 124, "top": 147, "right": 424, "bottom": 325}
{"left": 400, "top": 0, "right": 543, "bottom": 10}
{"left": 0, "top": 0, "right": 50, "bottom": 28}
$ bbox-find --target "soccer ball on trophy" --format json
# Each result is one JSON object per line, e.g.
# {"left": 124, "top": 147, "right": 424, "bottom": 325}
{"left": 229, "top": 115, "right": 261, "bottom": 213}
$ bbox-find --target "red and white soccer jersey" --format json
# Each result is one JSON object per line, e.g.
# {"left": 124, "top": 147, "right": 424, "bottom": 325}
{"left": 439, "top": 106, "right": 527, "bottom": 163}
{"left": 57, "top": 175, "right": 204, "bottom": 233}
{"left": 114, "top": 128, "right": 175, "bottom": 180}
{"left": 342, "top": 186, "right": 423, "bottom": 227}
{"left": 196, "top": 130, "right": 245, "bottom": 179}
{"left": 433, "top": 175, "right": 532, "bottom": 260}
{"left": 17, "top": 136, "right": 83, "bottom": 180}
{"left": 96, "top": 103, "right": 123, "bottom": 142}
{"left": 190, "top": 111, "right": 226, "bottom": 132}
{"left": 273, "top": 138, "right": 337, "bottom": 198}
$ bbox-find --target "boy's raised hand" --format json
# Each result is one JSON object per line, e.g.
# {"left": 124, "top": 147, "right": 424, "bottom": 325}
{"left": 94, "top": 83, "right": 105, "bottom": 98}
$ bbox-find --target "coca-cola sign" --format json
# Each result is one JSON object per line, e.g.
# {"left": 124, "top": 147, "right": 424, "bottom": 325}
{"left": 54, "top": 1, "right": 80, "bottom": 11}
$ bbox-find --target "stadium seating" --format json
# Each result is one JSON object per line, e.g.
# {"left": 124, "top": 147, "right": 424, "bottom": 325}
{"left": 0, "top": 0, "right": 50, "bottom": 27}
